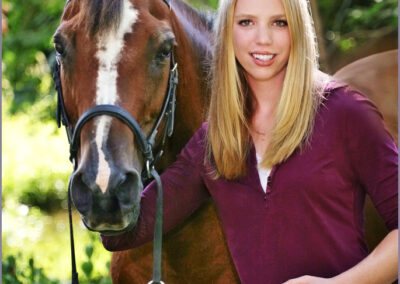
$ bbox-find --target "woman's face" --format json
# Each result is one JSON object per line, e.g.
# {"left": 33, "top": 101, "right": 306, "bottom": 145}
{"left": 232, "top": 0, "right": 291, "bottom": 84}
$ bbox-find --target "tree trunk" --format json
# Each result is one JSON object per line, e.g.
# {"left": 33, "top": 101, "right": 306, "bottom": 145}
{"left": 310, "top": 0, "right": 330, "bottom": 72}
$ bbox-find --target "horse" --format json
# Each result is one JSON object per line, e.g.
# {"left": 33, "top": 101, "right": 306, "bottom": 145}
{"left": 334, "top": 49, "right": 397, "bottom": 143}
{"left": 333, "top": 49, "right": 398, "bottom": 251}
{"left": 54, "top": 0, "right": 397, "bottom": 281}
{"left": 53, "top": 0, "right": 239, "bottom": 282}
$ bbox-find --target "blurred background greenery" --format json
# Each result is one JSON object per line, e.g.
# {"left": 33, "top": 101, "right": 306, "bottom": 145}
{"left": 2, "top": 0, "right": 397, "bottom": 283}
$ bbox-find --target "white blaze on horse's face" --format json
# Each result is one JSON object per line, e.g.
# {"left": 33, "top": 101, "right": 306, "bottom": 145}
{"left": 94, "top": 0, "right": 139, "bottom": 193}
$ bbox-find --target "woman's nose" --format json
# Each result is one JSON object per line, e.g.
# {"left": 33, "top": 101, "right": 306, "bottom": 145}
{"left": 256, "top": 26, "right": 272, "bottom": 45}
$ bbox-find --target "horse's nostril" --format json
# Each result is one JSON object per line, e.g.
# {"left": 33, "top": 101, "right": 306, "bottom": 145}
{"left": 70, "top": 172, "right": 93, "bottom": 214}
{"left": 96, "top": 194, "right": 120, "bottom": 212}
{"left": 116, "top": 171, "right": 142, "bottom": 210}
{"left": 70, "top": 168, "right": 141, "bottom": 227}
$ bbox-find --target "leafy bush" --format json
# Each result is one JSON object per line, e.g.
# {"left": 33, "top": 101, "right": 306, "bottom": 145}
{"left": 319, "top": 0, "right": 397, "bottom": 52}
{"left": 2, "top": 0, "right": 63, "bottom": 118}
{"left": 2, "top": 101, "right": 71, "bottom": 211}
{"left": 3, "top": 200, "right": 112, "bottom": 283}
{"left": 2, "top": 254, "right": 60, "bottom": 284}
{"left": 80, "top": 235, "right": 113, "bottom": 284}
{"left": 2, "top": 246, "right": 112, "bottom": 284}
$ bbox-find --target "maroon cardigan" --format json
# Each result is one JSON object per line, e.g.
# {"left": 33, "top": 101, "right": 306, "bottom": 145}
{"left": 102, "top": 82, "right": 398, "bottom": 284}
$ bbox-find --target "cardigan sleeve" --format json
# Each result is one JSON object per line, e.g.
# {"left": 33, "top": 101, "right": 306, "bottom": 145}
{"left": 343, "top": 88, "right": 398, "bottom": 231}
{"left": 101, "top": 124, "right": 210, "bottom": 251}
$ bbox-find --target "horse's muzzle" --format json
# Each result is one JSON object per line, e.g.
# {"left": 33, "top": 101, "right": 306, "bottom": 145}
{"left": 70, "top": 167, "right": 143, "bottom": 232}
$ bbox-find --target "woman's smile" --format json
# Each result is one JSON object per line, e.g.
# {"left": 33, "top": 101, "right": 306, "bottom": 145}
{"left": 250, "top": 52, "right": 276, "bottom": 66}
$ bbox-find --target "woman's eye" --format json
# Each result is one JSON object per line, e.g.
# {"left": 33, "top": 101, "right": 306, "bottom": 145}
{"left": 274, "top": 20, "right": 288, "bottom": 27}
{"left": 238, "top": 19, "right": 252, "bottom": 26}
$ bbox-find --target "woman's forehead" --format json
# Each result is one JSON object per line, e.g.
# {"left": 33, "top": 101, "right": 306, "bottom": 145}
{"left": 234, "top": 0, "right": 286, "bottom": 17}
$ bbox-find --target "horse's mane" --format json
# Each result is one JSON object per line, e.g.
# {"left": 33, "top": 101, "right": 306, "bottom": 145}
{"left": 173, "top": 0, "right": 214, "bottom": 33}
{"left": 172, "top": 0, "right": 215, "bottom": 65}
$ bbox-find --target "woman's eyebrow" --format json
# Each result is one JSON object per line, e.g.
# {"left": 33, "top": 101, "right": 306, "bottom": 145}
{"left": 234, "top": 14, "right": 256, "bottom": 19}
{"left": 233, "top": 13, "right": 287, "bottom": 19}
{"left": 270, "top": 14, "right": 287, "bottom": 20}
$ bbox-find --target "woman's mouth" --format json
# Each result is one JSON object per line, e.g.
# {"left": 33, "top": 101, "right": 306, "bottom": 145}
{"left": 251, "top": 52, "right": 276, "bottom": 66}
{"left": 251, "top": 53, "right": 275, "bottom": 61}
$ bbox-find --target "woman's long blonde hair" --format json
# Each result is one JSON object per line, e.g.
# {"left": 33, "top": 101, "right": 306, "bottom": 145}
{"left": 206, "top": 0, "right": 325, "bottom": 179}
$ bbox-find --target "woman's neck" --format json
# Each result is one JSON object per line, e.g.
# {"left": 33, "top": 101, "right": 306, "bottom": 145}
{"left": 247, "top": 68, "right": 286, "bottom": 115}
{"left": 246, "top": 68, "right": 286, "bottom": 157}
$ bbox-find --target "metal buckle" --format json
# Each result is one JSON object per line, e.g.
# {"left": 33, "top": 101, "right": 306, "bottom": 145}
{"left": 146, "top": 160, "right": 152, "bottom": 179}
{"left": 171, "top": 62, "right": 177, "bottom": 72}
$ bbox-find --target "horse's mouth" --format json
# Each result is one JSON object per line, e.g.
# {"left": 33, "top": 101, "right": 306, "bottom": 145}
{"left": 80, "top": 209, "right": 139, "bottom": 235}
{"left": 95, "top": 223, "right": 136, "bottom": 236}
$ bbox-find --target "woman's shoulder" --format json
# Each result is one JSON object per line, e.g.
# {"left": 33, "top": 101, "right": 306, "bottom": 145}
{"left": 320, "top": 78, "right": 389, "bottom": 138}
{"left": 189, "top": 122, "right": 208, "bottom": 147}
{"left": 321, "top": 78, "right": 381, "bottom": 118}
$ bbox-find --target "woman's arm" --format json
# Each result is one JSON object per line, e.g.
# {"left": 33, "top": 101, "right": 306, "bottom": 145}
{"left": 285, "top": 89, "right": 398, "bottom": 284}
{"left": 101, "top": 125, "right": 210, "bottom": 251}
{"left": 332, "top": 229, "right": 398, "bottom": 283}
{"left": 284, "top": 229, "right": 398, "bottom": 284}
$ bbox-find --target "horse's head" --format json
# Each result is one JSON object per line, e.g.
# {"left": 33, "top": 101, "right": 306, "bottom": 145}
{"left": 53, "top": 0, "right": 196, "bottom": 234}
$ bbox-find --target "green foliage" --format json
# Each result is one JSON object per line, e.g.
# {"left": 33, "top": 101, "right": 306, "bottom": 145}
{"left": 344, "top": 1, "right": 397, "bottom": 30}
{"left": 2, "top": 254, "right": 60, "bottom": 284}
{"left": 80, "top": 234, "right": 113, "bottom": 284}
{"left": 2, "top": 249, "right": 112, "bottom": 284}
{"left": 318, "top": 0, "right": 397, "bottom": 52}
{"left": 2, "top": 255, "right": 22, "bottom": 284}
{"left": 3, "top": 201, "right": 112, "bottom": 283}
{"left": 2, "top": 0, "right": 63, "bottom": 118}
{"left": 187, "top": 0, "right": 218, "bottom": 9}
{"left": 2, "top": 100, "right": 71, "bottom": 211}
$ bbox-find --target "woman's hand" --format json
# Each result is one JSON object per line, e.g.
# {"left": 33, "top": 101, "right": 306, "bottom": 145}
{"left": 284, "top": 229, "right": 398, "bottom": 284}
{"left": 283, "top": 275, "right": 332, "bottom": 284}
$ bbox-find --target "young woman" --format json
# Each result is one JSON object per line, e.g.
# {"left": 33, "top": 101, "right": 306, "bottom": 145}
{"left": 102, "top": 0, "right": 398, "bottom": 282}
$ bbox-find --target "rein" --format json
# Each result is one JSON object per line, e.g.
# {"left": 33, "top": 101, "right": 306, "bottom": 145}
{"left": 52, "top": 1, "right": 177, "bottom": 283}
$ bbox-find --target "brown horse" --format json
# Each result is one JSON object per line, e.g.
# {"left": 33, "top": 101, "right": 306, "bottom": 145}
{"left": 334, "top": 49, "right": 397, "bottom": 143}
{"left": 54, "top": 0, "right": 238, "bottom": 282}
{"left": 54, "top": 0, "right": 397, "bottom": 281}
{"left": 334, "top": 49, "right": 398, "bottom": 251}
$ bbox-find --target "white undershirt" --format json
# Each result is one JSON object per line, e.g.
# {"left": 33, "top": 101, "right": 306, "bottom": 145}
{"left": 256, "top": 153, "right": 271, "bottom": 193}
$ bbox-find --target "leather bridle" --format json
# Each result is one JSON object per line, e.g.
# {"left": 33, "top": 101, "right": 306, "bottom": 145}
{"left": 53, "top": 1, "right": 177, "bottom": 283}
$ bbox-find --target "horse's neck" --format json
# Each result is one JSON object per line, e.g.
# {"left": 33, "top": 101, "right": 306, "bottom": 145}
{"left": 172, "top": 0, "right": 213, "bottom": 63}
{"left": 155, "top": 1, "right": 213, "bottom": 170}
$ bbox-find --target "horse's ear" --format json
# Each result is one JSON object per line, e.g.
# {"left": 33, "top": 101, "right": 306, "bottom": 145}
{"left": 61, "top": 0, "right": 81, "bottom": 22}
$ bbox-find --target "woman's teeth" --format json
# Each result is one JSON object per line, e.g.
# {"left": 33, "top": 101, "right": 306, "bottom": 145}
{"left": 252, "top": 53, "right": 275, "bottom": 61}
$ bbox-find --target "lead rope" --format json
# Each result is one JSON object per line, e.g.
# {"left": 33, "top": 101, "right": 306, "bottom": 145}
{"left": 148, "top": 168, "right": 164, "bottom": 284}
{"left": 68, "top": 175, "right": 79, "bottom": 284}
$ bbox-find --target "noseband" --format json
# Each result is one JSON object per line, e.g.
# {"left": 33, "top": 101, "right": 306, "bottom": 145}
{"left": 53, "top": 1, "right": 177, "bottom": 283}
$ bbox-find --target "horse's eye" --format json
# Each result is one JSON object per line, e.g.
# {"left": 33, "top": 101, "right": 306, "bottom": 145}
{"left": 54, "top": 42, "right": 65, "bottom": 57}
{"left": 157, "top": 42, "right": 172, "bottom": 60}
